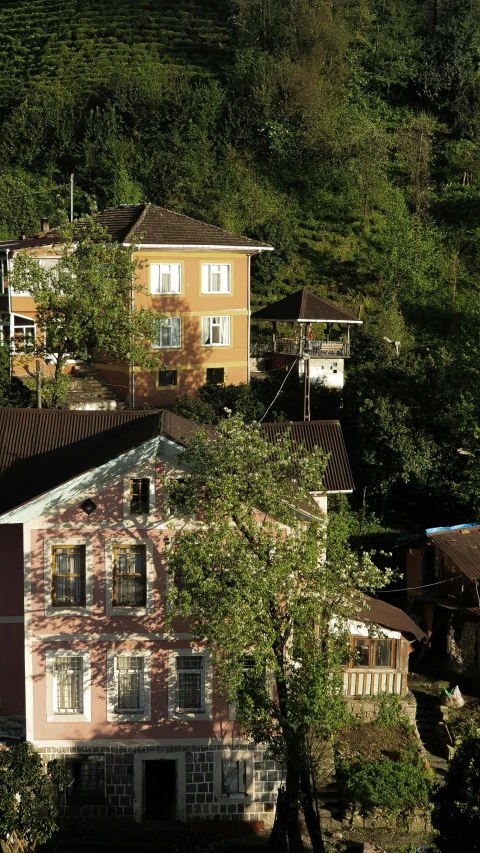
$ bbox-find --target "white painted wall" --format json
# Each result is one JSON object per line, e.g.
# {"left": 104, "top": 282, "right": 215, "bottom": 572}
{"left": 299, "top": 358, "right": 345, "bottom": 389}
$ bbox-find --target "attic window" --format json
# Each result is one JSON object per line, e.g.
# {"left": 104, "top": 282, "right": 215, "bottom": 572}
{"left": 130, "top": 478, "right": 150, "bottom": 514}
{"left": 80, "top": 499, "right": 97, "bottom": 515}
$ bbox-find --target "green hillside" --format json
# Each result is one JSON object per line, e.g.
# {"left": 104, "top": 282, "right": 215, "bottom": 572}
{"left": 0, "top": 0, "right": 231, "bottom": 105}
{"left": 1, "top": 0, "right": 480, "bottom": 530}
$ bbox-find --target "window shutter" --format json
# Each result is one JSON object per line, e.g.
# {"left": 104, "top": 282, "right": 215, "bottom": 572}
{"left": 150, "top": 264, "right": 160, "bottom": 294}
{"left": 220, "top": 265, "right": 230, "bottom": 292}
{"left": 220, "top": 316, "right": 230, "bottom": 345}
{"left": 201, "top": 317, "right": 210, "bottom": 345}
{"left": 171, "top": 264, "right": 181, "bottom": 293}
{"left": 171, "top": 318, "right": 181, "bottom": 347}
{"left": 201, "top": 265, "right": 210, "bottom": 293}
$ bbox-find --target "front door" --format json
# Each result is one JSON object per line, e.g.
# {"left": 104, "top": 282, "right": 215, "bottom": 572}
{"left": 144, "top": 759, "right": 177, "bottom": 821}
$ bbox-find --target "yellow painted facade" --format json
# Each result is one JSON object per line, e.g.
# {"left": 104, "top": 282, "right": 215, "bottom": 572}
{"left": 5, "top": 244, "right": 254, "bottom": 407}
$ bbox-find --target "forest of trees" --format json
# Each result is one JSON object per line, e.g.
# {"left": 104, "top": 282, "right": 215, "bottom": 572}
{"left": 1, "top": 0, "right": 480, "bottom": 532}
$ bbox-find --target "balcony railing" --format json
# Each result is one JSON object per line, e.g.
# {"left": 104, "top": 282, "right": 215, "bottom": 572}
{"left": 250, "top": 338, "right": 350, "bottom": 358}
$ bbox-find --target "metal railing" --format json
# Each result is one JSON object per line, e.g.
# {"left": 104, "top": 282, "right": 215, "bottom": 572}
{"left": 250, "top": 338, "right": 350, "bottom": 357}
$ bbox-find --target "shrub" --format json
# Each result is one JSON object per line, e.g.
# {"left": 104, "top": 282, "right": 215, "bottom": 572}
{"left": 433, "top": 727, "right": 480, "bottom": 851}
{"left": 338, "top": 756, "right": 431, "bottom": 821}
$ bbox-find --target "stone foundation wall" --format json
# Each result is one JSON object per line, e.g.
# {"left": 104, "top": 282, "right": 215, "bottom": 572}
{"left": 37, "top": 743, "right": 282, "bottom": 827}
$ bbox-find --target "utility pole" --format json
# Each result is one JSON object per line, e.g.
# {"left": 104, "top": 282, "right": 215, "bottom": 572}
{"left": 303, "top": 322, "right": 311, "bottom": 422}
{"left": 35, "top": 359, "right": 42, "bottom": 409}
{"left": 70, "top": 173, "right": 74, "bottom": 222}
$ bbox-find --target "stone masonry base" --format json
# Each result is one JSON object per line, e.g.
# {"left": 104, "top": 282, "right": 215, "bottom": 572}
{"left": 37, "top": 743, "right": 282, "bottom": 828}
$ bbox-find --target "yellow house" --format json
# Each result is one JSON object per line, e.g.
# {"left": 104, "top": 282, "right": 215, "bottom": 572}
{"left": 0, "top": 205, "right": 273, "bottom": 407}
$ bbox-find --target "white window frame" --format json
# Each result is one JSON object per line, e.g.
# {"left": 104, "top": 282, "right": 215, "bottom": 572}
{"left": 105, "top": 538, "right": 154, "bottom": 616}
{"left": 46, "top": 650, "right": 91, "bottom": 723}
{"left": 167, "top": 650, "right": 212, "bottom": 721}
{"left": 107, "top": 650, "right": 151, "bottom": 722}
{"left": 12, "top": 313, "right": 36, "bottom": 352}
{"left": 44, "top": 538, "right": 93, "bottom": 617}
{"left": 123, "top": 468, "right": 156, "bottom": 522}
{"left": 152, "top": 317, "right": 181, "bottom": 349}
{"left": 201, "top": 263, "right": 231, "bottom": 294}
{"left": 150, "top": 263, "right": 182, "bottom": 295}
{"left": 201, "top": 316, "right": 230, "bottom": 347}
{"left": 214, "top": 749, "right": 254, "bottom": 802}
{"left": 13, "top": 257, "right": 59, "bottom": 296}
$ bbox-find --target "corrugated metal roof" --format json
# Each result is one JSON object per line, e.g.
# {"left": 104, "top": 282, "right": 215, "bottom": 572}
{"left": 260, "top": 420, "right": 354, "bottom": 493}
{"left": 252, "top": 289, "right": 362, "bottom": 323}
{"left": 0, "top": 205, "right": 272, "bottom": 252}
{"left": 427, "top": 523, "right": 480, "bottom": 580}
{"left": 359, "top": 595, "right": 426, "bottom": 640}
{"left": 0, "top": 409, "right": 175, "bottom": 515}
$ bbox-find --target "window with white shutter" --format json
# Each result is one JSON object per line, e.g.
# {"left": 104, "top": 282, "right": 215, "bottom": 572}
{"left": 150, "top": 263, "right": 181, "bottom": 294}
{"left": 201, "top": 316, "right": 230, "bottom": 346}
{"left": 201, "top": 264, "right": 230, "bottom": 293}
{"left": 153, "top": 317, "right": 181, "bottom": 348}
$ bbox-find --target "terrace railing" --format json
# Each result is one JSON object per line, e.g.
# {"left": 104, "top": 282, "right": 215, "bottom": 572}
{"left": 250, "top": 338, "right": 350, "bottom": 357}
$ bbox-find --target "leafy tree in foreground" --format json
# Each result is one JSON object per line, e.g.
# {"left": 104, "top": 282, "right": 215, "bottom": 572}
{"left": 433, "top": 727, "right": 480, "bottom": 852}
{"left": 0, "top": 741, "right": 70, "bottom": 847}
{"left": 10, "top": 218, "right": 162, "bottom": 406}
{"left": 165, "top": 414, "right": 388, "bottom": 853}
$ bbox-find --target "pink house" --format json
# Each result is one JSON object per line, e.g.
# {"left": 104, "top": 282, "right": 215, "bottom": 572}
{"left": 0, "top": 408, "right": 357, "bottom": 829}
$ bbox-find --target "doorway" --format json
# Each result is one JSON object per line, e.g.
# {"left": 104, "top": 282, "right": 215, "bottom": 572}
{"left": 144, "top": 759, "right": 177, "bottom": 821}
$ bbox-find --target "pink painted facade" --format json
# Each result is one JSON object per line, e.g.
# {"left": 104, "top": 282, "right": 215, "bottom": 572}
{"left": 2, "top": 436, "right": 279, "bottom": 828}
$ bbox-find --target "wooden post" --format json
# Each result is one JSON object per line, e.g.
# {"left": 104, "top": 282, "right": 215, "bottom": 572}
{"left": 35, "top": 359, "right": 42, "bottom": 409}
{"left": 272, "top": 321, "right": 277, "bottom": 353}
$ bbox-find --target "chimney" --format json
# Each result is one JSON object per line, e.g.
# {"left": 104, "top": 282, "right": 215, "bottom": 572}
{"left": 40, "top": 217, "right": 49, "bottom": 233}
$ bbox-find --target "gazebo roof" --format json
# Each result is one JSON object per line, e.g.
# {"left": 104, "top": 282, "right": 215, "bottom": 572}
{"left": 251, "top": 289, "right": 362, "bottom": 324}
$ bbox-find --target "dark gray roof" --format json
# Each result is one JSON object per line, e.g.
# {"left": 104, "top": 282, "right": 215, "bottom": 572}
{"left": 261, "top": 420, "right": 354, "bottom": 493}
{"left": 0, "top": 409, "right": 196, "bottom": 516}
{"left": 359, "top": 595, "right": 425, "bottom": 641}
{"left": 427, "top": 524, "right": 480, "bottom": 580}
{"left": 252, "top": 289, "right": 362, "bottom": 323}
{"left": 0, "top": 205, "right": 273, "bottom": 252}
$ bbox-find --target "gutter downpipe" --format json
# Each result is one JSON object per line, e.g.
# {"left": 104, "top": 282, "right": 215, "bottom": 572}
{"left": 247, "top": 254, "right": 251, "bottom": 382}
{"left": 130, "top": 253, "right": 135, "bottom": 409}
{"left": 6, "top": 249, "right": 12, "bottom": 378}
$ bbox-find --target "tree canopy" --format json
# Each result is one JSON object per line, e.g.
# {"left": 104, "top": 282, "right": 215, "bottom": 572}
{"left": 10, "top": 219, "right": 162, "bottom": 405}
{"left": 165, "top": 414, "right": 389, "bottom": 852}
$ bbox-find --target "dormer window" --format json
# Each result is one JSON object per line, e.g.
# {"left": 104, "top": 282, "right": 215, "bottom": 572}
{"left": 130, "top": 478, "right": 150, "bottom": 514}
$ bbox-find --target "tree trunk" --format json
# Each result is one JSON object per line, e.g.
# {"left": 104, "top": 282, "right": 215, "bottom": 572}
{"left": 267, "top": 760, "right": 304, "bottom": 853}
{"left": 299, "top": 763, "right": 325, "bottom": 853}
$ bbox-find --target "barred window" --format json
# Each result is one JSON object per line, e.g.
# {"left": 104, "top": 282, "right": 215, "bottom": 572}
{"left": 176, "top": 656, "right": 204, "bottom": 713}
{"left": 52, "top": 546, "right": 85, "bottom": 607}
{"left": 54, "top": 657, "right": 83, "bottom": 714}
{"left": 113, "top": 545, "right": 146, "bottom": 607}
{"left": 222, "top": 759, "right": 247, "bottom": 796}
{"left": 130, "top": 478, "right": 150, "bottom": 514}
{"left": 116, "top": 656, "right": 144, "bottom": 713}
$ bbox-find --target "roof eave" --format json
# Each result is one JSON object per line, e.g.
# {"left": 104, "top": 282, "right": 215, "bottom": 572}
{"left": 122, "top": 242, "right": 274, "bottom": 252}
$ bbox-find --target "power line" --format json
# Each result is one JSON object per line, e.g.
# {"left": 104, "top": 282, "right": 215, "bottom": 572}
{"left": 259, "top": 358, "right": 298, "bottom": 423}
{"left": 380, "top": 576, "right": 458, "bottom": 593}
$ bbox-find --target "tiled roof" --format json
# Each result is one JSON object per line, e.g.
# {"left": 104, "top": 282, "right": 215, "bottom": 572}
{"left": 0, "top": 408, "right": 195, "bottom": 516}
{"left": 252, "top": 289, "right": 361, "bottom": 323}
{"left": 261, "top": 420, "right": 354, "bottom": 493}
{"left": 0, "top": 204, "right": 273, "bottom": 252}
{"left": 427, "top": 523, "right": 480, "bottom": 580}
{"left": 359, "top": 595, "right": 426, "bottom": 640}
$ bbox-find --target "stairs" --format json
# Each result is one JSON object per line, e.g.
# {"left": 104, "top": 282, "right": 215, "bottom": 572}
{"left": 413, "top": 691, "right": 449, "bottom": 779}
{"left": 65, "top": 363, "right": 127, "bottom": 411}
